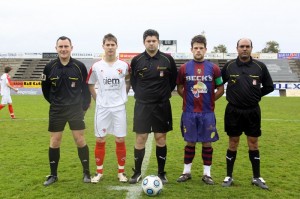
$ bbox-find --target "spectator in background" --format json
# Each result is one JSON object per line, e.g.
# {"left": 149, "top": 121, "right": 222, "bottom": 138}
{"left": 129, "top": 29, "right": 178, "bottom": 184}
{"left": 176, "top": 35, "right": 224, "bottom": 185}
{"left": 221, "top": 38, "right": 274, "bottom": 189}
{"left": 0, "top": 66, "right": 18, "bottom": 119}
{"left": 87, "top": 33, "right": 131, "bottom": 183}
{"left": 41, "top": 36, "right": 91, "bottom": 186}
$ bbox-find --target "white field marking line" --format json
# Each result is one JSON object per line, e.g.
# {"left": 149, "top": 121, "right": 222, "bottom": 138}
{"left": 108, "top": 133, "right": 154, "bottom": 199}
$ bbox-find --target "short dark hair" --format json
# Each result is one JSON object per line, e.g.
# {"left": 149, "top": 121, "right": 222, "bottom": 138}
{"left": 56, "top": 36, "right": 72, "bottom": 45}
{"left": 103, "top": 33, "right": 118, "bottom": 45}
{"left": 4, "top": 66, "right": 12, "bottom": 73}
{"left": 237, "top": 38, "right": 253, "bottom": 47}
{"left": 143, "top": 29, "right": 159, "bottom": 42}
{"left": 191, "top": 35, "right": 207, "bottom": 48}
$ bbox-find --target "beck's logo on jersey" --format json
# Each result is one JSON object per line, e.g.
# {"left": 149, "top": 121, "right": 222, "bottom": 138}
{"left": 186, "top": 75, "right": 213, "bottom": 81}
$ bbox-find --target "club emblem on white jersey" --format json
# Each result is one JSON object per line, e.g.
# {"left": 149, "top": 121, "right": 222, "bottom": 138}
{"left": 117, "top": 68, "right": 123, "bottom": 75}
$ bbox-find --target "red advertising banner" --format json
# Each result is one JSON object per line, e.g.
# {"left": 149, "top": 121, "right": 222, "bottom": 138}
{"left": 119, "top": 53, "right": 139, "bottom": 63}
{"left": 11, "top": 81, "right": 24, "bottom": 88}
{"left": 10, "top": 81, "right": 41, "bottom": 88}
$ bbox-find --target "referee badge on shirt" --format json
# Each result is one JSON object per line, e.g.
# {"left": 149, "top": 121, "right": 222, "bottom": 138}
{"left": 253, "top": 79, "right": 257, "bottom": 85}
{"left": 160, "top": 71, "right": 164, "bottom": 77}
{"left": 157, "top": 66, "right": 166, "bottom": 77}
{"left": 71, "top": 82, "right": 76, "bottom": 87}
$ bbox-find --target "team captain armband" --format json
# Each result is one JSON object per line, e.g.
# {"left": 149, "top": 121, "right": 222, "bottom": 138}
{"left": 215, "top": 76, "right": 223, "bottom": 85}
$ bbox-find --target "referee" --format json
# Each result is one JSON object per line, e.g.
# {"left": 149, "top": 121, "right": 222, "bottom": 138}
{"left": 129, "top": 29, "right": 178, "bottom": 184}
{"left": 221, "top": 38, "right": 274, "bottom": 189}
{"left": 41, "top": 36, "right": 91, "bottom": 186}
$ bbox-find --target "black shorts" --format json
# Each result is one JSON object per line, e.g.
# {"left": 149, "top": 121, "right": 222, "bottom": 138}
{"left": 224, "top": 103, "right": 261, "bottom": 137}
{"left": 133, "top": 101, "right": 173, "bottom": 133}
{"left": 48, "top": 103, "right": 85, "bottom": 132}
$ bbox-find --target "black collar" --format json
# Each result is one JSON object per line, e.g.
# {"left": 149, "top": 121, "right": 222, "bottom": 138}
{"left": 236, "top": 56, "right": 253, "bottom": 67}
{"left": 57, "top": 57, "right": 73, "bottom": 67}
{"left": 144, "top": 50, "right": 160, "bottom": 60}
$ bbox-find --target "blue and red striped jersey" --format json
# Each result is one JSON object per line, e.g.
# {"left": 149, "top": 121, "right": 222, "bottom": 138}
{"left": 176, "top": 60, "right": 223, "bottom": 113}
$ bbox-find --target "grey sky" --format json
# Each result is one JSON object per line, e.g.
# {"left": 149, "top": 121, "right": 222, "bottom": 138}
{"left": 0, "top": 0, "right": 299, "bottom": 54}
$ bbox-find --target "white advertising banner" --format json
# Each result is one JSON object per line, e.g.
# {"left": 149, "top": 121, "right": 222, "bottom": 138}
{"left": 205, "top": 53, "right": 223, "bottom": 59}
{"left": 223, "top": 53, "right": 238, "bottom": 59}
{"left": 170, "top": 53, "right": 193, "bottom": 59}
{"left": 259, "top": 53, "right": 277, "bottom": 59}
{"left": 71, "top": 52, "right": 94, "bottom": 58}
{"left": 274, "top": 82, "right": 300, "bottom": 90}
{"left": 1, "top": 52, "right": 300, "bottom": 60}
{"left": 0, "top": 52, "right": 43, "bottom": 58}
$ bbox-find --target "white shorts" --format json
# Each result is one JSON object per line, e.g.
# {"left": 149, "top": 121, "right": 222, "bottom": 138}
{"left": 1, "top": 95, "right": 12, "bottom": 105}
{"left": 94, "top": 104, "right": 127, "bottom": 138}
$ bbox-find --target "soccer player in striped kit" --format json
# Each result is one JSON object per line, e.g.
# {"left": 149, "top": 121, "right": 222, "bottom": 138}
{"left": 176, "top": 35, "right": 224, "bottom": 185}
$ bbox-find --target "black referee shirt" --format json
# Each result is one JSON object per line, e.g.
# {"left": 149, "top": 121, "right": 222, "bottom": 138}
{"left": 42, "top": 57, "right": 91, "bottom": 110}
{"left": 221, "top": 57, "right": 274, "bottom": 108}
{"left": 130, "top": 50, "right": 178, "bottom": 103}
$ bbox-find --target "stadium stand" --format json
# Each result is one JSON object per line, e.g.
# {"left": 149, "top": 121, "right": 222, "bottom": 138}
{"left": 13, "top": 59, "right": 51, "bottom": 80}
{"left": 262, "top": 59, "right": 299, "bottom": 82}
{"left": 1, "top": 58, "right": 299, "bottom": 82}
{"left": 0, "top": 58, "right": 99, "bottom": 80}
{"left": 0, "top": 59, "right": 24, "bottom": 78}
{"left": 288, "top": 59, "right": 300, "bottom": 80}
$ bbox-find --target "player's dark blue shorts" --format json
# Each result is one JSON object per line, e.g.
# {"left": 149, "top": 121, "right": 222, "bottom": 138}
{"left": 224, "top": 103, "right": 261, "bottom": 137}
{"left": 180, "top": 112, "right": 219, "bottom": 143}
{"left": 48, "top": 103, "right": 85, "bottom": 132}
{"left": 133, "top": 100, "right": 173, "bottom": 133}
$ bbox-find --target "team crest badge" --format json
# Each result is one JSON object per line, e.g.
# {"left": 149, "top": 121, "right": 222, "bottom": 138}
{"left": 197, "top": 69, "right": 201, "bottom": 74}
{"left": 117, "top": 68, "right": 123, "bottom": 75}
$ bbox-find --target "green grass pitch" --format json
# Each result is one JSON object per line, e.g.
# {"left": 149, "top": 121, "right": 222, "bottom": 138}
{"left": 0, "top": 95, "right": 299, "bottom": 199}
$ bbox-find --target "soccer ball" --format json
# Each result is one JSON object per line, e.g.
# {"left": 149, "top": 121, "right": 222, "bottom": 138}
{"left": 141, "top": 175, "right": 163, "bottom": 196}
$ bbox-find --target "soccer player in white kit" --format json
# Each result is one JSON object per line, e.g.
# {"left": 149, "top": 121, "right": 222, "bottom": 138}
{"left": 87, "top": 33, "right": 131, "bottom": 183}
{"left": 0, "top": 66, "right": 18, "bottom": 118}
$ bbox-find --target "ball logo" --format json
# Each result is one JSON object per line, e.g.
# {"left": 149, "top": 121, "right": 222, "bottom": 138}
{"left": 141, "top": 175, "right": 163, "bottom": 196}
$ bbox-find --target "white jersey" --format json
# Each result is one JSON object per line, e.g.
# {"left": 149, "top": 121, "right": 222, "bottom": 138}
{"left": 87, "top": 59, "right": 129, "bottom": 108}
{"left": 0, "top": 73, "right": 11, "bottom": 96}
